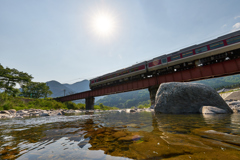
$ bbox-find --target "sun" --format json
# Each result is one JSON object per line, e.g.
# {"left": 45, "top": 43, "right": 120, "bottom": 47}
{"left": 91, "top": 13, "right": 115, "bottom": 37}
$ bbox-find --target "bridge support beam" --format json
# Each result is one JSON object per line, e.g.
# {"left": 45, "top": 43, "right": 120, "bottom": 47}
{"left": 148, "top": 86, "right": 159, "bottom": 108}
{"left": 85, "top": 97, "right": 95, "bottom": 110}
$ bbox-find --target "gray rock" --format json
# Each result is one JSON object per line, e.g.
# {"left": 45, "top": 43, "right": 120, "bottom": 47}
{"left": 0, "top": 114, "right": 8, "bottom": 118}
{"left": 232, "top": 108, "right": 240, "bottom": 113}
{"left": 17, "top": 110, "right": 28, "bottom": 114}
{"left": 30, "top": 113, "right": 40, "bottom": 116}
{"left": 224, "top": 91, "right": 240, "bottom": 101}
{"left": 226, "top": 100, "right": 240, "bottom": 113}
{"left": 144, "top": 108, "right": 154, "bottom": 112}
{"left": 1, "top": 113, "right": 13, "bottom": 118}
{"left": 124, "top": 109, "right": 131, "bottom": 113}
{"left": 8, "top": 109, "right": 16, "bottom": 114}
{"left": 130, "top": 109, "right": 136, "bottom": 113}
{"left": 22, "top": 114, "right": 29, "bottom": 117}
{"left": 154, "top": 82, "right": 233, "bottom": 114}
{"left": 149, "top": 105, "right": 154, "bottom": 109}
{"left": 0, "top": 110, "right": 10, "bottom": 115}
{"left": 14, "top": 116, "right": 24, "bottom": 119}
{"left": 228, "top": 101, "right": 240, "bottom": 106}
{"left": 74, "top": 110, "right": 81, "bottom": 113}
{"left": 40, "top": 113, "right": 50, "bottom": 116}
{"left": 199, "top": 106, "right": 229, "bottom": 114}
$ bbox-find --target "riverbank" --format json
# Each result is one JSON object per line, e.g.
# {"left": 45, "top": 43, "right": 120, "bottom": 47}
{"left": 0, "top": 108, "right": 154, "bottom": 119}
{"left": 219, "top": 89, "right": 240, "bottom": 113}
{"left": 0, "top": 92, "right": 119, "bottom": 114}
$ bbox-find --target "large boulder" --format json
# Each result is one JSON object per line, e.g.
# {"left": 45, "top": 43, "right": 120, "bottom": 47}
{"left": 154, "top": 82, "right": 232, "bottom": 114}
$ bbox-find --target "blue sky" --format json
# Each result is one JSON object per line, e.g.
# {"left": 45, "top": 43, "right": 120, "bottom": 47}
{"left": 1, "top": 0, "right": 240, "bottom": 84}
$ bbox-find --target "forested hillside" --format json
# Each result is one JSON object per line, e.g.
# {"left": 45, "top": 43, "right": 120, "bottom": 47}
{"left": 95, "top": 89, "right": 150, "bottom": 109}
{"left": 197, "top": 74, "right": 240, "bottom": 89}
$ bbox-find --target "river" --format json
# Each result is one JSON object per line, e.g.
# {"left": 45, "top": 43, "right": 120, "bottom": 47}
{"left": 0, "top": 111, "right": 240, "bottom": 159}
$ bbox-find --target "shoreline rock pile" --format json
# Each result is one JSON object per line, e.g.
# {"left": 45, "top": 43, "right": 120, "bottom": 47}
{"left": 0, "top": 108, "right": 154, "bottom": 119}
{"left": 0, "top": 109, "right": 85, "bottom": 119}
{"left": 226, "top": 100, "right": 240, "bottom": 113}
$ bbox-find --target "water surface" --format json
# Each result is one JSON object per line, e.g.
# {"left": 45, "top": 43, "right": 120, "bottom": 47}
{"left": 0, "top": 112, "right": 240, "bottom": 159}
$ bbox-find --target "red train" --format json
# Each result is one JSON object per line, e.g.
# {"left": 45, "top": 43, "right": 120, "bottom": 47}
{"left": 90, "top": 30, "right": 240, "bottom": 89}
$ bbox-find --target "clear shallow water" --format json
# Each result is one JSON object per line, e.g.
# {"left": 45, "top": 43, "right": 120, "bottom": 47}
{"left": 0, "top": 112, "right": 240, "bottom": 160}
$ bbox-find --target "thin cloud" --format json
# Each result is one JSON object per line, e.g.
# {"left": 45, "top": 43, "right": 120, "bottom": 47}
{"left": 222, "top": 24, "right": 227, "bottom": 28}
{"left": 234, "top": 16, "right": 240, "bottom": 19}
{"left": 232, "top": 22, "right": 240, "bottom": 32}
{"left": 108, "top": 51, "right": 113, "bottom": 57}
{"left": 118, "top": 54, "right": 122, "bottom": 59}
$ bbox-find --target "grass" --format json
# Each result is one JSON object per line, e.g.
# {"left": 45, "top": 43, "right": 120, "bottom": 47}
{"left": 219, "top": 88, "right": 240, "bottom": 94}
{"left": 0, "top": 93, "right": 118, "bottom": 111}
{"left": 129, "top": 103, "right": 151, "bottom": 109}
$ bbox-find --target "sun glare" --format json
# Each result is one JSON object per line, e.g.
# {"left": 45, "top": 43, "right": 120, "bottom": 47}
{"left": 91, "top": 13, "right": 115, "bottom": 37}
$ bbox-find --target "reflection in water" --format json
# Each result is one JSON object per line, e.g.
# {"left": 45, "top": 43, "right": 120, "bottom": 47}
{"left": 231, "top": 114, "right": 240, "bottom": 135}
{"left": 0, "top": 112, "right": 240, "bottom": 159}
{"left": 203, "top": 114, "right": 231, "bottom": 125}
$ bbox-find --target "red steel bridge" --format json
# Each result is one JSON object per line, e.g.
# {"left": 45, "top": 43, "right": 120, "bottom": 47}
{"left": 56, "top": 31, "right": 240, "bottom": 109}
{"left": 56, "top": 58, "right": 240, "bottom": 109}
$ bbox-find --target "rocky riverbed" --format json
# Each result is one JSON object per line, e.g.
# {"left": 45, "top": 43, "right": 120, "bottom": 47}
{"left": 0, "top": 108, "right": 154, "bottom": 119}
{"left": 226, "top": 100, "right": 240, "bottom": 113}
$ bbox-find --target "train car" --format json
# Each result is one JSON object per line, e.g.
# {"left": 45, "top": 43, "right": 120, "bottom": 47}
{"left": 90, "top": 30, "right": 240, "bottom": 90}
{"left": 147, "top": 30, "right": 240, "bottom": 75}
{"left": 90, "top": 61, "right": 147, "bottom": 89}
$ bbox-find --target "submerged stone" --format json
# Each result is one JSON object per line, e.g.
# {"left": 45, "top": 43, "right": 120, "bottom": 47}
{"left": 112, "top": 131, "right": 127, "bottom": 138}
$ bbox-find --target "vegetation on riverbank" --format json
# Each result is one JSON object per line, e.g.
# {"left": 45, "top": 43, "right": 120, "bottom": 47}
{"left": 0, "top": 64, "right": 119, "bottom": 111}
{"left": 0, "top": 93, "right": 118, "bottom": 111}
{"left": 0, "top": 64, "right": 52, "bottom": 98}
{"left": 96, "top": 89, "right": 151, "bottom": 109}
{"left": 219, "top": 88, "right": 240, "bottom": 94}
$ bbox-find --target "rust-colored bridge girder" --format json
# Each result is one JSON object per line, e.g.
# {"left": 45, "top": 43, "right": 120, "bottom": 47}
{"left": 56, "top": 58, "right": 240, "bottom": 102}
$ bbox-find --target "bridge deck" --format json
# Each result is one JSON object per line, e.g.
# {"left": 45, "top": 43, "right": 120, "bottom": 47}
{"left": 56, "top": 58, "right": 240, "bottom": 102}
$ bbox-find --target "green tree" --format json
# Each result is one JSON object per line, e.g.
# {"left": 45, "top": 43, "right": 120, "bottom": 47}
{"left": 0, "top": 64, "right": 33, "bottom": 96}
{"left": 99, "top": 103, "right": 104, "bottom": 109}
{"left": 21, "top": 82, "right": 52, "bottom": 98}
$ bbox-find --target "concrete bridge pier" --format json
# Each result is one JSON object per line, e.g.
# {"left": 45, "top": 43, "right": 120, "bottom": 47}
{"left": 148, "top": 86, "right": 159, "bottom": 108}
{"left": 85, "top": 97, "right": 95, "bottom": 110}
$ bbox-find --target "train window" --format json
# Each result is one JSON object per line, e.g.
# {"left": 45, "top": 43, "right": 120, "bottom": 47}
{"left": 210, "top": 41, "right": 224, "bottom": 50}
{"left": 171, "top": 54, "right": 181, "bottom": 61}
{"left": 130, "top": 67, "right": 138, "bottom": 72}
{"left": 227, "top": 35, "right": 240, "bottom": 45}
{"left": 182, "top": 51, "right": 193, "bottom": 58}
{"left": 162, "top": 58, "right": 167, "bottom": 63}
{"left": 138, "top": 65, "right": 145, "bottom": 70}
{"left": 195, "top": 46, "right": 208, "bottom": 54}
{"left": 152, "top": 59, "right": 160, "bottom": 66}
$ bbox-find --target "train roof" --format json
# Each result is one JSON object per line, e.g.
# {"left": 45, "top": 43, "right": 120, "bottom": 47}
{"left": 90, "top": 61, "right": 146, "bottom": 80}
{"left": 148, "top": 30, "right": 240, "bottom": 62}
{"left": 146, "top": 54, "right": 168, "bottom": 62}
{"left": 217, "top": 30, "right": 240, "bottom": 40}
{"left": 194, "top": 30, "right": 240, "bottom": 48}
